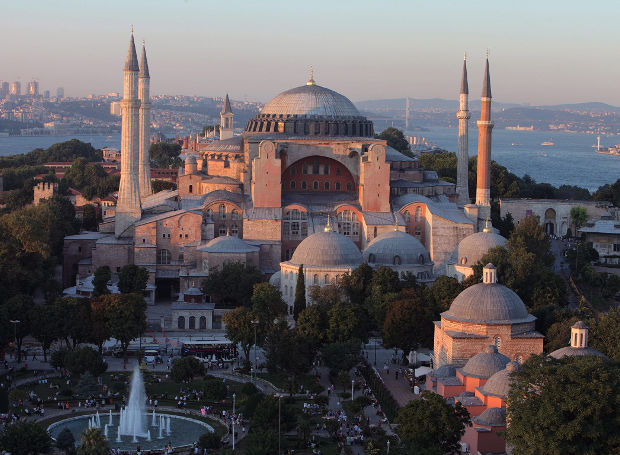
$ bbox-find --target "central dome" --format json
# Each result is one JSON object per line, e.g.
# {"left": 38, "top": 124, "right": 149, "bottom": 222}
{"left": 290, "top": 230, "right": 362, "bottom": 267}
{"left": 261, "top": 84, "right": 362, "bottom": 118}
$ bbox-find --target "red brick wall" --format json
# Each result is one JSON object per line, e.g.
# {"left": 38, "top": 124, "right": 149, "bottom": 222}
{"left": 282, "top": 156, "right": 356, "bottom": 194}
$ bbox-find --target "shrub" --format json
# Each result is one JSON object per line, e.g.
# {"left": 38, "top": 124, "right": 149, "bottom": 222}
{"left": 198, "top": 431, "right": 221, "bottom": 450}
{"left": 241, "top": 382, "right": 259, "bottom": 396}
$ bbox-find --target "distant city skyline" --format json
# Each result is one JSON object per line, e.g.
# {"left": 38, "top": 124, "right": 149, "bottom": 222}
{"left": 3, "top": 0, "right": 620, "bottom": 105}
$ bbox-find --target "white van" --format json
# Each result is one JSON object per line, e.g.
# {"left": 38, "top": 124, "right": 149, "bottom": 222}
{"left": 144, "top": 350, "right": 159, "bottom": 364}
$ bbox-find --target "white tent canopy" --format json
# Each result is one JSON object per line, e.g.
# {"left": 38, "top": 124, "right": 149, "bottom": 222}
{"left": 414, "top": 366, "right": 433, "bottom": 377}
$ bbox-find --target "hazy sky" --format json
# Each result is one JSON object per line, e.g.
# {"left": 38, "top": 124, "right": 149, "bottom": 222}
{"left": 3, "top": 0, "right": 620, "bottom": 105}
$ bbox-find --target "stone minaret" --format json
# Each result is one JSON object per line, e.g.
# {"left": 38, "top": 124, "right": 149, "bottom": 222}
{"left": 475, "top": 52, "right": 493, "bottom": 223}
{"left": 219, "top": 94, "right": 234, "bottom": 140}
{"left": 456, "top": 54, "right": 470, "bottom": 207}
{"left": 138, "top": 41, "right": 152, "bottom": 200}
{"left": 115, "top": 31, "right": 142, "bottom": 238}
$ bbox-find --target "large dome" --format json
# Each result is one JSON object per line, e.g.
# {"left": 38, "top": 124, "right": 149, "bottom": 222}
{"left": 445, "top": 282, "right": 532, "bottom": 324}
{"left": 456, "top": 230, "right": 506, "bottom": 267}
{"left": 363, "top": 230, "right": 430, "bottom": 265}
{"left": 290, "top": 230, "right": 362, "bottom": 267}
{"left": 461, "top": 346, "right": 510, "bottom": 379}
{"left": 261, "top": 84, "right": 362, "bottom": 118}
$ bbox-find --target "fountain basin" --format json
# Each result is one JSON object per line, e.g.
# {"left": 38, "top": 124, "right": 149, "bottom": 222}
{"left": 47, "top": 413, "right": 214, "bottom": 450}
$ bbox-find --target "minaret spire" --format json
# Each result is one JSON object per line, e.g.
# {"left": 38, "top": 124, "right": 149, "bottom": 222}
{"left": 116, "top": 31, "right": 142, "bottom": 237}
{"left": 220, "top": 94, "right": 234, "bottom": 140}
{"left": 456, "top": 54, "right": 471, "bottom": 206}
{"left": 138, "top": 40, "right": 152, "bottom": 199}
{"left": 475, "top": 51, "right": 494, "bottom": 228}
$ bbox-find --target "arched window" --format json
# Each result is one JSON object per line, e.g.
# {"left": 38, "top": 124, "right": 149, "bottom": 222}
{"left": 219, "top": 204, "right": 226, "bottom": 219}
{"left": 418, "top": 254, "right": 425, "bottom": 264}
{"left": 301, "top": 181, "right": 307, "bottom": 190}
{"left": 205, "top": 209, "right": 214, "bottom": 220}
{"left": 231, "top": 224, "right": 239, "bottom": 236}
{"left": 324, "top": 181, "right": 330, "bottom": 190}
{"left": 313, "top": 274, "right": 319, "bottom": 285}
{"left": 346, "top": 182, "right": 353, "bottom": 191}
{"left": 188, "top": 184, "right": 193, "bottom": 193}
{"left": 393, "top": 255, "right": 401, "bottom": 265}
{"left": 415, "top": 227, "right": 421, "bottom": 236}
{"left": 219, "top": 225, "right": 227, "bottom": 236}
{"left": 290, "top": 181, "right": 296, "bottom": 189}
{"left": 157, "top": 249, "right": 171, "bottom": 265}
{"left": 231, "top": 209, "right": 240, "bottom": 220}
{"left": 199, "top": 316, "right": 207, "bottom": 330}
{"left": 313, "top": 181, "right": 319, "bottom": 190}
{"left": 324, "top": 274, "right": 329, "bottom": 284}
{"left": 337, "top": 210, "right": 360, "bottom": 240}
{"left": 368, "top": 253, "right": 376, "bottom": 263}
{"left": 460, "top": 257, "right": 467, "bottom": 265}
{"left": 335, "top": 182, "right": 341, "bottom": 191}
{"left": 284, "top": 285, "right": 288, "bottom": 297}
{"left": 494, "top": 336, "right": 501, "bottom": 349}
{"left": 415, "top": 206, "right": 422, "bottom": 222}
{"left": 404, "top": 211, "right": 411, "bottom": 222}
{"left": 189, "top": 316, "right": 196, "bottom": 330}
{"left": 177, "top": 316, "right": 185, "bottom": 329}
{"left": 373, "top": 227, "right": 377, "bottom": 238}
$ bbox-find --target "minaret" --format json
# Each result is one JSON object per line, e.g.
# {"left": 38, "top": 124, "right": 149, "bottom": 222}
{"left": 456, "top": 54, "right": 470, "bottom": 207}
{"left": 475, "top": 51, "right": 494, "bottom": 221}
{"left": 219, "top": 94, "right": 234, "bottom": 140}
{"left": 138, "top": 41, "right": 152, "bottom": 199}
{"left": 115, "top": 30, "right": 142, "bottom": 238}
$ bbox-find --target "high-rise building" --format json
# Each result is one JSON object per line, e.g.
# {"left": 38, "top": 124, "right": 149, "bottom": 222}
{"left": 110, "top": 101, "right": 121, "bottom": 116}
{"left": 56, "top": 87, "right": 64, "bottom": 98}
{"left": 27, "top": 80, "right": 39, "bottom": 96}
{"left": 10, "top": 81, "right": 21, "bottom": 96}
{"left": 43, "top": 90, "right": 50, "bottom": 99}
{"left": 0, "top": 82, "right": 8, "bottom": 98}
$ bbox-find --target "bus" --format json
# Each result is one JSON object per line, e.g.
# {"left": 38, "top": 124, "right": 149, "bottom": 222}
{"left": 180, "top": 339, "right": 237, "bottom": 362}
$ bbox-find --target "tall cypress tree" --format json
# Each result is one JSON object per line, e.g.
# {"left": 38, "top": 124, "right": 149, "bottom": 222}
{"left": 293, "top": 264, "right": 306, "bottom": 321}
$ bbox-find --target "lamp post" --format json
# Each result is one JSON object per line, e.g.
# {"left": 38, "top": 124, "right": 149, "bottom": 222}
{"left": 351, "top": 379, "right": 354, "bottom": 401}
{"left": 9, "top": 320, "right": 20, "bottom": 362}
{"left": 374, "top": 338, "right": 377, "bottom": 366}
{"left": 387, "top": 439, "right": 390, "bottom": 454}
{"left": 251, "top": 319, "right": 259, "bottom": 381}
{"left": 278, "top": 394, "right": 282, "bottom": 455}
{"left": 232, "top": 393, "right": 236, "bottom": 451}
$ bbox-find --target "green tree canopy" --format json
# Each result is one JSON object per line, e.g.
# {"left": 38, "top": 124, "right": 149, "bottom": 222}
{"left": 4, "top": 294, "right": 34, "bottom": 362}
{"left": 29, "top": 303, "right": 64, "bottom": 361}
{"left": 223, "top": 306, "right": 257, "bottom": 368}
{"left": 395, "top": 390, "right": 470, "bottom": 455}
{"left": 375, "top": 127, "right": 411, "bottom": 156}
{"left": 570, "top": 206, "right": 589, "bottom": 236}
{"left": 76, "top": 428, "right": 109, "bottom": 455}
{"left": 171, "top": 356, "right": 205, "bottom": 383}
{"left": 506, "top": 355, "right": 620, "bottom": 455}
{"left": 321, "top": 340, "right": 361, "bottom": 374}
{"left": 117, "top": 264, "right": 148, "bottom": 294}
{"left": 588, "top": 307, "right": 620, "bottom": 361}
{"left": 149, "top": 142, "right": 182, "bottom": 168}
{"left": 64, "top": 346, "right": 108, "bottom": 377}
{"left": 55, "top": 428, "right": 75, "bottom": 455}
{"left": 251, "top": 282, "right": 287, "bottom": 342}
{"left": 383, "top": 288, "right": 436, "bottom": 353}
{"left": 88, "top": 294, "right": 114, "bottom": 354}
{"left": 296, "top": 304, "right": 329, "bottom": 345}
{"left": 0, "top": 421, "right": 53, "bottom": 455}
{"left": 106, "top": 293, "right": 147, "bottom": 358}
{"left": 201, "top": 261, "right": 264, "bottom": 307}
{"left": 327, "top": 300, "right": 359, "bottom": 343}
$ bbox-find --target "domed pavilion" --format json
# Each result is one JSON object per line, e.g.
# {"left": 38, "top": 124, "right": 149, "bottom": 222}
{"left": 433, "top": 263, "right": 543, "bottom": 367}
{"left": 549, "top": 321, "right": 608, "bottom": 360}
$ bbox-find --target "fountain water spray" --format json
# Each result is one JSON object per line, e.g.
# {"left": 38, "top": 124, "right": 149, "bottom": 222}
{"left": 118, "top": 365, "right": 148, "bottom": 438}
{"left": 166, "top": 416, "right": 171, "bottom": 435}
{"left": 96, "top": 411, "right": 101, "bottom": 428}
{"left": 152, "top": 409, "right": 157, "bottom": 426}
{"left": 147, "top": 430, "right": 151, "bottom": 442}
{"left": 158, "top": 422, "right": 163, "bottom": 439}
{"left": 116, "top": 427, "right": 121, "bottom": 443}
{"left": 104, "top": 424, "right": 109, "bottom": 439}
{"left": 109, "top": 409, "right": 113, "bottom": 426}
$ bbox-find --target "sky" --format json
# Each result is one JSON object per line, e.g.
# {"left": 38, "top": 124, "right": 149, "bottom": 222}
{"left": 3, "top": 0, "right": 620, "bottom": 105}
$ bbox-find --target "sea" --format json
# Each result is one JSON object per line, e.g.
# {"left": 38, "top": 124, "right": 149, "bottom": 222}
{"left": 0, "top": 128, "right": 619, "bottom": 192}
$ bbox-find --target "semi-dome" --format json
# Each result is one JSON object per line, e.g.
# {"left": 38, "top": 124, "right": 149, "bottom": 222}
{"left": 481, "top": 361, "right": 520, "bottom": 398}
{"left": 269, "top": 271, "right": 281, "bottom": 288}
{"left": 473, "top": 407, "right": 506, "bottom": 427}
{"left": 456, "top": 229, "right": 506, "bottom": 267}
{"left": 261, "top": 84, "right": 362, "bottom": 118}
{"left": 290, "top": 230, "right": 362, "bottom": 267}
{"left": 460, "top": 345, "right": 510, "bottom": 379}
{"left": 198, "top": 236, "right": 259, "bottom": 254}
{"left": 445, "top": 268, "right": 532, "bottom": 324}
{"left": 363, "top": 230, "right": 430, "bottom": 265}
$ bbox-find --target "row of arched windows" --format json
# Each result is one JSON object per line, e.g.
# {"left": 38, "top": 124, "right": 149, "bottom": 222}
{"left": 177, "top": 316, "right": 207, "bottom": 330}
{"left": 289, "top": 181, "right": 353, "bottom": 191}
{"left": 205, "top": 205, "right": 241, "bottom": 220}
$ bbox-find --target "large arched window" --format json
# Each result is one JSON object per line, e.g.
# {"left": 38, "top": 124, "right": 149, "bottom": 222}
{"left": 189, "top": 316, "right": 196, "bottom": 330}
{"left": 231, "top": 224, "right": 239, "bottom": 236}
{"left": 415, "top": 206, "right": 422, "bottom": 222}
{"left": 231, "top": 209, "right": 240, "bottom": 220}
{"left": 205, "top": 209, "right": 214, "bottom": 220}
{"left": 418, "top": 254, "right": 425, "bottom": 264}
{"left": 313, "top": 274, "right": 319, "bottom": 285}
{"left": 324, "top": 274, "right": 329, "bottom": 285}
{"left": 283, "top": 209, "right": 308, "bottom": 240}
{"left": 337, "top": 210, "right": 360, "bottom": 240}
{"left": 157, "top": 249, "right": 171, "bottom": 265}
{"left": 177, "top": 316, "right": 185, "bottom": 329}
{"left": 219, "top": 204, "right": 226, "bottom": 219}
{"left": 368, "top": 253, "right": 376, "bottom": 263}
{"left": 199, "top": 316, "right": 207, "bottom": 330}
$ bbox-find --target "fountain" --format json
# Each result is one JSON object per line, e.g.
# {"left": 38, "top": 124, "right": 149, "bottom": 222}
{"left": 109, "top": 410, "right": 113, "bottom": 426}
{"left": 119, "top": 365, "right": 148, "bottom": 438}
{"left": 166, "top": 416, "right": 171, "bottom": 435}
{"left": 104, "top": 424, "right": 109, "bottom": 439}
{"left": 96, "top": 411, "right": 101, "bottom": 428}
{"left": 152, "top": 409, "right": 157, "bottom": 427}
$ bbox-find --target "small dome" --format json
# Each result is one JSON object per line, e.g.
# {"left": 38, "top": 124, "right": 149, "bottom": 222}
{"left": 482, "top": 361, "right": 520, "bottom": 398}
{"left": 548, "top": 346, "right": 608, "bottom": 360}
{"left": 363, "top": 230, "right": 430, "bottom": 265}
{"left": 431, "top": 364, "right": 457, "bottom": 379}
{"left": 473, "top": 407, "right": 506, "bottom": 427}
{"left": 269, "top": 271, "right": 281, "bottom": 288}
{"left": 290, "top": 230, "right": 362, "bottom": 267}
{"left": 184, "top": 287, "right": 203, "bottom": 296}
{"left": 572, "top": 321, "right": 588, "bottom": 329}
{"left": 445, "top": 282, "right": 532, "bottom": 323}
{"left": 456, "top": 230, "right": 506, "bottom": 267}
{"left": 199, "top": 236, "right": 260, "bottom": 254}
{"left": 461, "top": 346, "right": 510, "bottom": 379}
{"left": 261, "top": 84, "right": 362, "bottom": 118}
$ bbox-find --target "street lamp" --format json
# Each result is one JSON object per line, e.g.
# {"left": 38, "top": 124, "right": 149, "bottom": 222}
{"left": 278, "top": 394, "right": 282, "bottom": 455}
{"left": 374, "top": 338, "right": 377, "bottom": 366}
{"left": 251, "top": 319, "right": 259, "bottom": 380}
{"left": 232, "top": 392, "right": 236, "bottom": 451}
{"left": 351, "top": 379, "right": 355, "bottom": 401}
{"left": 9, "top": 320, "right": 20, "bottom": 362}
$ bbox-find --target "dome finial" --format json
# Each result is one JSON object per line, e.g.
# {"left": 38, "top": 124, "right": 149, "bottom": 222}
{"left": 483, "top": 217, "right": 492, "bottom": 233}
{"left": 307, "top": 65, "right": 315, "bottom": 86}
{"left": 324, "top": 214, "right": 332, "bottom": 232}
{"left": 131, "top": 24, "right": 134, "bottom": 35}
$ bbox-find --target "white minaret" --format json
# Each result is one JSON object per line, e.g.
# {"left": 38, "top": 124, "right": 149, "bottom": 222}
{"left": 115, "top": 30, "right": 142, "bottom": 238}
{"left": 456, "top": 54, "right": 470, "bottom": 207}
{"left": 138, "top": 41, "right": 152, "bottom": 200}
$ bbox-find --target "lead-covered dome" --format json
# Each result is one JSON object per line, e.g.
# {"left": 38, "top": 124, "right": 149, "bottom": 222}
{"left": 363, "top": 230, "right": 431, "bottom": 265}
{"left": 456, "top": 230, "right": 506, "bottom": 267}
{"left": 461, "top": 345, "right": 510, "bottom": 379}
{"left": 261, "top": 84, "right": 361, "bottom": 118}
{"left": 290, "top": 230, "right": 362, "bottom": 267}
{"left": 473, "top": 407, "right": 506, "bottom": 427}
{"left": 198, "top": 236, "right": 259, "bottom": 254}
{"left": 482, "top": 361, "right": 520, "bottom": 398}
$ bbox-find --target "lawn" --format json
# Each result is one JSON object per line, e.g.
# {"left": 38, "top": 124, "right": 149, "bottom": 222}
{"left": 256, "top": 372, "right": 324, "bottom": 394}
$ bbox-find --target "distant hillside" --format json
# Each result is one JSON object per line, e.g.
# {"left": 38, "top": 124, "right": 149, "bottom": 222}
{"left": 354, "top": 97, "right": 522, "bottom": 112}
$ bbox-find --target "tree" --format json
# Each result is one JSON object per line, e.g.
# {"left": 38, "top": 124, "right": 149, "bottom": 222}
{"left": 30, "top": 303, "right": 65, "bottom": 361}
{"left": 88, "top": 295, "right": 113, "bottom": 354}
{"left": 117, "top": 264, "right": 148, "bottom": 294}
{"left": 429, "top": 276, "right": 463, "bottom": 312}
{"left": 81, "top": 204, "right": 99, "bottom": 231}
{"left": 50, "top": 347, "right": 70, "bottom": 371}
{"left": 92, "top": 266, "right": 111, "bottom": 297}
{"left": 251, "top": 282, "right": 287, "bottom": 343}
{"left": 76, "top": 428, "right": 109, "bottom": 455}
{"left": 322, "top": 341, "right": 361, "bottom": 374}
{"left": 57, "top": 297, "right": 92, "bottom": 347}
{"left": 152, "top": 179, "right": 176, "bottom": 193}
{"left": 198, "top": 431, "right": 221, "bottom": 451}
{"left": 223, "top": 307, "right": 257, "bottom": 368}
{"left": 55, "top": 428, "right": 75, "bottom": 455}
{"left": 375, "top": 127, "right": 411, "bottom": 156}
{"left": 64, "top": 347, "right": 107, "bottom": 377}
{"left": 0, "top": 421, "right": 53, "bottom": 455}
{"left": 588, "top": 308, "right": 620, "bottom": 361}
{"left": 171, "top": 356, "right": 205, "bottom": 383}
{"left": 106, "top": 293, "right": 147, "bottom": 359}
{"left": 507, "top": 215, "right": 554, "bottom": 267}
{"left": 395, "top": 391, "right": 470, "bottom": 455}
{"left": 327, "top": 300, "right": 358, "bottom": 343}
{"left": 365, "top": 266, "right": 401, "bottom": 330}
{"left": 341, "top": 263, "right": 374, "bottom": 306}
{"left": 293, "top": 265, "right": 306, "bottom": 321}
{"left": 5, "top": 294, "right": 34, "bottom": 362}
{"left": 149, "top": 142, "right": 182, "bottom": 168}
{"left": 202, "top": 376, "right": 227, "bottom": 401}
{"left": 570, "top": 206, "right": 588, "bottom": 238}
{"left": 201, "top": 261, "right": 264, "bottom": 307}
{"left": 506, "top": 355, "right": 620, "bottom": 455}
{"left": 296, "top": 305, "right": 329, "bottom": 345}
{"left": 383, "top": 288, "right": 436, "bottom": 354}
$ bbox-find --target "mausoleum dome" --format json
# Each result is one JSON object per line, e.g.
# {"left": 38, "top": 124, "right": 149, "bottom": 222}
{"left": 482, "top": 361, "right": 520, "bottom": 398}
{"left": 290, "top": 230, "right": 362, "bottom": 267}
{"left": 363, "top": 230, "right": 430, "bottom": 265}
{"left": 460, "top": 345, "right": 510, "bottom": 379}
{"left": 473, "top": 407, "right": 506, "bottom": 427}
{"left": 456, "top": 228, "right": 506, "bottom": 267}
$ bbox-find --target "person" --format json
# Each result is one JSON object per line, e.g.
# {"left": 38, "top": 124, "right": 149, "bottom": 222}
{"left": 395, "top": 370, "right": 399, "bottom": 380}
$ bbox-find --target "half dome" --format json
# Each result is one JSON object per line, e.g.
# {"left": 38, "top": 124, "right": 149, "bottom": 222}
{"left": 261, "top": 84, "right": 362, "bottom": 118}
{"left": 290, "top": 230, "right": 362, "bottom": 267}
{"left": 363, "top": 230, "right": 430, "bottom": 265}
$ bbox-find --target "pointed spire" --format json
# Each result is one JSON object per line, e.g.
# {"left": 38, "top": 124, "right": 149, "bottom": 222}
{"left": 222, "top": 94, "right": 232, "bottom": 114}
{"left": 483, "top": 217, "right": 492, "bottom": 233}
{"left": 482, "top": 50, "right": 491, "bottom": 98}
{"left": 139, "top": 41, "right": 150, "bottom": 78}
{"left": 307, "top": 65, "right": 316, "bottom": 86}
{"left": 460, "top": 53, "right": 469, "bottom": 95}
{"left": 124, "top": 30, "right": 139, "bottom": 72}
